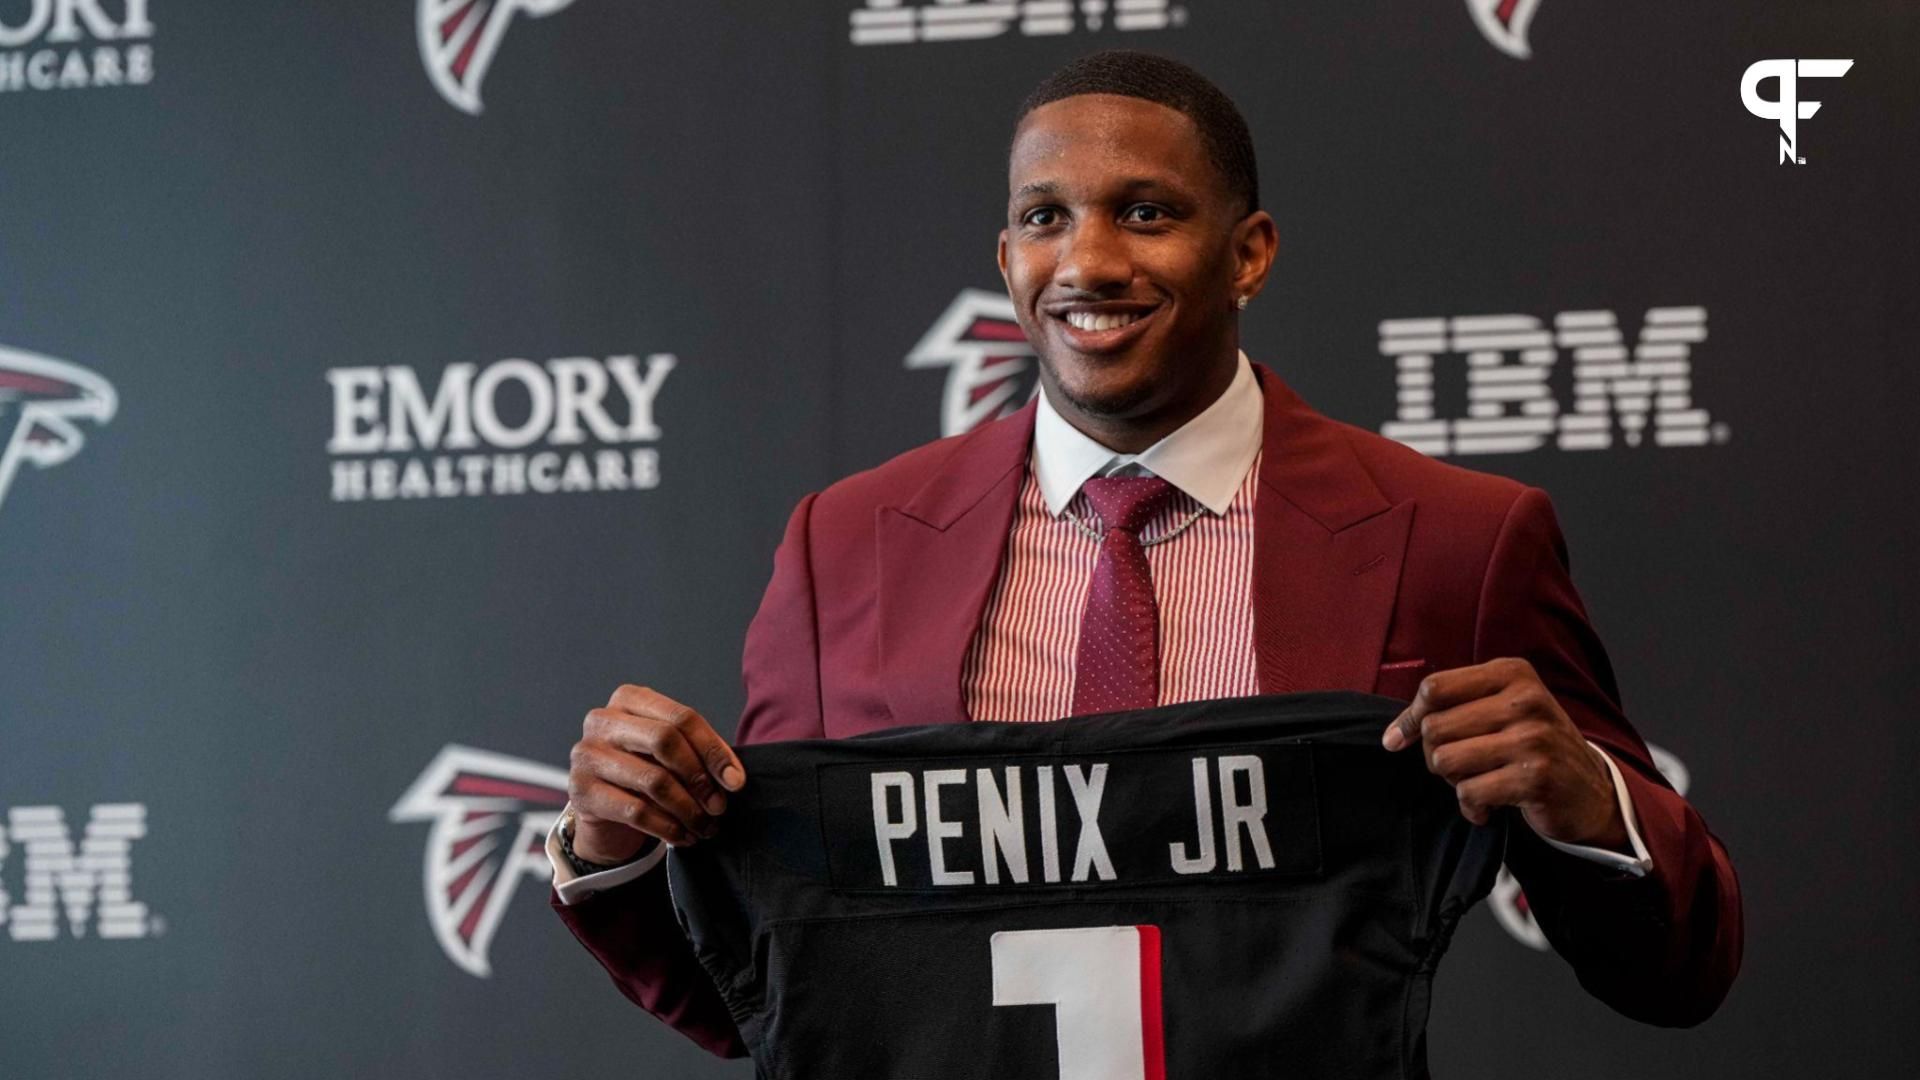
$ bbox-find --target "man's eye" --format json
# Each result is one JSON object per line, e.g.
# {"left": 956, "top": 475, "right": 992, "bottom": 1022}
{"left": 1023, "top": 208, "right": 1062, "bottom": 228}
{"left": 1123, "top": 205, "right": 1166, "bottom": 224}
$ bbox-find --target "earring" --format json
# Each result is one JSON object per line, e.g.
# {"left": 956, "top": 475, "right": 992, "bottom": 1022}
{"left": 1235, "top": 295, "right": 1250, "bottom": 311}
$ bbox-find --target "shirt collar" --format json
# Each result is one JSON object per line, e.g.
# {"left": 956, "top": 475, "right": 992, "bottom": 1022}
{"left": 1031, "top": 351, "right": 1263, "bottom": 517}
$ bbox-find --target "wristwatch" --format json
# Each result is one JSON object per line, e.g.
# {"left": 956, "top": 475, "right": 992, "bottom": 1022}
{"left": 556, "top": 808, "right": 622, "bottom": 877}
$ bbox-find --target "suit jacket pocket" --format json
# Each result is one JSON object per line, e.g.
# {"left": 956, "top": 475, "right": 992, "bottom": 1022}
{"left": 1373, "top": 659, "right": 1430, "bottom": 702}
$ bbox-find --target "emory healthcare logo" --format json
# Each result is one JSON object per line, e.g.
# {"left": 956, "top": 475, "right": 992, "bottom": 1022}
{"left": 1378, "top": 307, "right": 1727, "bottom": 457}
{"left": 1, "top": 803, "right": 158, "bottom": 941}
{"left": 390, "top": 745, "right": 569, "bottom": 976}
{"left": 0, "top": 0, "right": 155, "bottom": 95}
{"left": 418, "top": 0, "right": 578, "bottom": 114}
{"left": 0, "top": 344, "right": 117, "bottom": 513}
{"left": 1491, "top": 745, "right": 1690, "bottom": 950}
{"left": 850, "top": 0, "right": 1183, "bottom": 46}
{"left": 1466, "top": 0, "right": 1542, "bottom": 59}
{"left": 326, "top": 352, "right": 674, "bottom": 501}
{"left": 906, "top": 288, "right": 1039, "bottom": 437}
{"left": 1741, "top": 59, "right": 1853, "bottom": 164}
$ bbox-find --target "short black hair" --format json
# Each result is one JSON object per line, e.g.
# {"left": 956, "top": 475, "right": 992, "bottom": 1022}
{"left": 1016, "top": 50, "right": 1259, "bottom": 215}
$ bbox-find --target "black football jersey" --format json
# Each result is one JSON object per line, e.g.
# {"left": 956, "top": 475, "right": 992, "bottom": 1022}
{"left": 667, "top": 691, "right": 1506, "bottom": 1079}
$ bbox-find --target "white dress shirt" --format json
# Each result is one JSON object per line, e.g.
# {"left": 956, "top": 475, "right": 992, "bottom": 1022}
{"left": 550, "top": 351, "right": 1648, "bottom": 903}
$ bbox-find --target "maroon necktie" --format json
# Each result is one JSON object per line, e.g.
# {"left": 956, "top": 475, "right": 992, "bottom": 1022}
{"left": 1070, "top": 474, "right": 1179, "bottom": 716}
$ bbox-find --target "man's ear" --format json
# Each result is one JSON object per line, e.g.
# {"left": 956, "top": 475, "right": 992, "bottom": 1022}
{"left": 996, "top": 229, "right": 1011, "bottom": 288}
{"left": 1231, "top": 211, "right": 1279, "bottom": 302}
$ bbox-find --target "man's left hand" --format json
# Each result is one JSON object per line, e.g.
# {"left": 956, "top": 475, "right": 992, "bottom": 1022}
{"left": 1381, "top": 657, "right": 1628, "bottom": 851}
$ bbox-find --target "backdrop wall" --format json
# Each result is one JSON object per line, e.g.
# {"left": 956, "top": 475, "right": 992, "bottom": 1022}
{"left": 2, "top": 2, "right": 1915, "bottom": 1077}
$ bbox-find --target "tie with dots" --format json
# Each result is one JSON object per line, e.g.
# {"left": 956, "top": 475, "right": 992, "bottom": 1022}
{"left": 1070, "top": 474, "right": 1179, "bottom": 716}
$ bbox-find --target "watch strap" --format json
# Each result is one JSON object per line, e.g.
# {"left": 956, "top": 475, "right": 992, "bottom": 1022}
{"left": 558, "top": 810, "right": 623, "bottom": 876}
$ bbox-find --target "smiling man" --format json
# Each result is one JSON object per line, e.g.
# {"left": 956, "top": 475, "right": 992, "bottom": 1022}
{"left": 547, "top": 51, "right": 1742, "bottom": 1059}
{"left": 1000, "top": 70, "right": 1268, "bottom": 456}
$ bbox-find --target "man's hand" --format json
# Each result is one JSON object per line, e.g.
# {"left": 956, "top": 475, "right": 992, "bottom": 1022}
{"left": 1381, "top": 658, "right": 1628, "bottom": 852}
{"left": 567, "top": 684, "right": 747, "bottom": 864}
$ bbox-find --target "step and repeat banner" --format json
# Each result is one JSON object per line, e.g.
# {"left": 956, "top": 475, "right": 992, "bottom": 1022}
{"left": 2, "top": 3, "right": 1913, "bottom": 1077}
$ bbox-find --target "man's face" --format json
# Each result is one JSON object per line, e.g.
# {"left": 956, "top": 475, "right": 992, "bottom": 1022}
{"left": 999, "top": 94, "right": 1256, "bottom": 423}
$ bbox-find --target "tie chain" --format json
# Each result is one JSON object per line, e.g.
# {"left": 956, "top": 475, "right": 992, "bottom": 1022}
{"left": 1064, "top": 502, "right": 1209, "bottom": 548}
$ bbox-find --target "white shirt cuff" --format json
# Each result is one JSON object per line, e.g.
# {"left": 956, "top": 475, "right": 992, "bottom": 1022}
{"left": 1537, "top": 742, "right": 1653, "bottom": 877}
{"left": 547, "top": 804, "right": 667, "bottom": 906}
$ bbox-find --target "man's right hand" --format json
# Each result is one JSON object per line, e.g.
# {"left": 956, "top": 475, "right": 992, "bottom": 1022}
{"left": 567, "top": 684, "right": 748, "bottom": 864}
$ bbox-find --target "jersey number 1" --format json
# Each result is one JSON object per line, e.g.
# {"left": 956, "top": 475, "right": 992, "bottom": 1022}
{"left": 990, "top": 925, "right": 1167, "bottom": 1080}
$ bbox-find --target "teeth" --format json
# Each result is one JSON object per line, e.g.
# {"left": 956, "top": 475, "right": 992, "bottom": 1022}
{"left": 1065, "top": 310, "right": 1142, "bottom": 332}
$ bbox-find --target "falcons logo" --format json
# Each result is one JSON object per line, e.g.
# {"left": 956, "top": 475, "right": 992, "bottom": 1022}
{"left": 390, "top": 745, "right": 574, "bottom": 976}
{"left": 906, "top": 288, "right": 1040, "bottom": 438}
{"left": 1492, "top": 743, "right": 1691, "bottom": 950}
{"left": 418, "top": 0, "right": 580, "bottom": 115}
{"left": 1465, "top": 0, "right": 1543, "bottom": 59}
{"left": 0, "top": 344, "right": 117, "bottom": 515}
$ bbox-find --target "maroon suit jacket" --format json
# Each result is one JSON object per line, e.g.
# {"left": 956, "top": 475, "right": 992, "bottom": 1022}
{"left": 554, "top": 362, "right": 1742, "bottom": 1056}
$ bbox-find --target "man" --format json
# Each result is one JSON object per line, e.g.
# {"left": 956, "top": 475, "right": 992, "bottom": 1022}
{"left": 548, "top": 51, "right": 1742, "bottom": 1058}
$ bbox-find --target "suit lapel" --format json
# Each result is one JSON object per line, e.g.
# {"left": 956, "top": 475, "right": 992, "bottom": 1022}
{"left": 1249, "top": 364, "right": 1414, "bottom": 695}
{"left": 876, "top": 403, "right": 1034, "bottom": 727}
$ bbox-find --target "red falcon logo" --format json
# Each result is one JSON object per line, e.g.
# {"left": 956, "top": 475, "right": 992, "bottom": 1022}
{"left": 906, "top": 288, "right": 1039, "bottom": 437}
{"left": 390, "top": 745, "right": 574, "bottom": 976}
{"left": 418, "top": 0, "right": 580, "bottom": 115}
{"left": 1492, "top": 743, "right": 1691, "bottom": 949}
{"left": 1466, "top": 0, "right": 1543, "bottom": 59}
{"left": 0, "top": 344, "right": 117, "bottom": 514}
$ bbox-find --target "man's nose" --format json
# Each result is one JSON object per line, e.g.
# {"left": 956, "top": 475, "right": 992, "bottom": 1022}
{"left": 1053, "top": 219, "right": 1131, "bottom": 294}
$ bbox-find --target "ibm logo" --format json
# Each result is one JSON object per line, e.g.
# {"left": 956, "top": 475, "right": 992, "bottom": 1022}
{"left": 0, "top": 804, "right": 158, "bottom": 940}
{"left": 849, "top": 0, "right": 1182, "bottom": 46}
{"left": 1380, "top": 307, "right": 1726, "bottom": 457}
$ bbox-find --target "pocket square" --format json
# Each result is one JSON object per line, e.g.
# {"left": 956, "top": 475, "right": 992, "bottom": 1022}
{"left": 1374, "top": 659, "right": 1430, "bottom": 702}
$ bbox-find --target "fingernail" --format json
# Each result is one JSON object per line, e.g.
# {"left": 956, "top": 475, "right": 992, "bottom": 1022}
{"left": 1381, "top": 724, "right": 1404, "bottom": 751}
{"left": 705, "top": 793, "right": 726, "bottom": 815}
{"left": 721, "top": 764, "right": 744, "bottom": 791}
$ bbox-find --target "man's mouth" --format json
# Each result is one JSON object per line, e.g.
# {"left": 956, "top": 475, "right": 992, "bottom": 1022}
{"left": 1045, "top": 303, "right": 1161, "bottom": 354}
{"left": 1063, "top": 310, "right": 1143, "bottom": 332}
